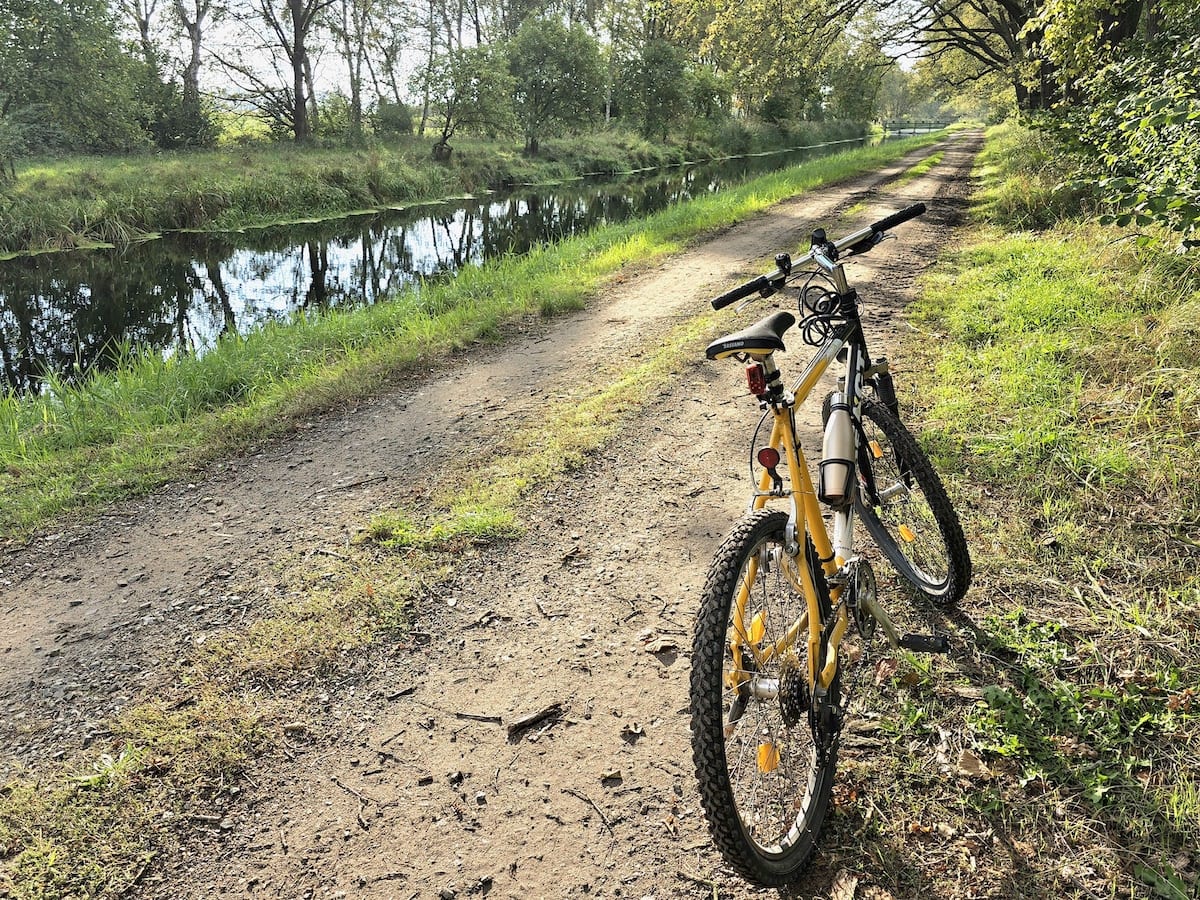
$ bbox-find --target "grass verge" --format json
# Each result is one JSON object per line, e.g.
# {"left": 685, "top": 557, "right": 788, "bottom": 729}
{"left": 0, "top": 122, "right": 870, "bottom": 254}
{"left": 0, "top": 131, "right": 946, "bottom": 540}
{"left": 822, "top": 122, "right": 1200, "bottom": 898}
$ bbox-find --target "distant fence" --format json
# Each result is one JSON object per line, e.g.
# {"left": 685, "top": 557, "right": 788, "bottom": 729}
{"left": 883, "top": 121, "right": 953, "bottom": 135}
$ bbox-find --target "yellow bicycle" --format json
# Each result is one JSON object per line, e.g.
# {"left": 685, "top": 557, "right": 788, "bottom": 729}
{"left": 690, "top": 203, "right": 971, "bottom": 885}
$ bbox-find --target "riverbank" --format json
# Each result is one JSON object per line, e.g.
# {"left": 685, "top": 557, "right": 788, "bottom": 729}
{"left": 0, "top": 122, "right": 871, "bottom": 255}
{"left": 0, "top": 131, "right": 946, "bottom": 538}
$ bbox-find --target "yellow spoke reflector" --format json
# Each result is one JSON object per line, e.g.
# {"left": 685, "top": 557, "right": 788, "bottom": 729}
{"left": 869, "top": 440, "right": 884, "bottom": 459}
{"left": 899, "top": 524, "right": 916, "bottom": 542}
{"left": 757, "top": 743, "right": 780, "bottom": 773}
{"left": 749, "top": 611, "right": 766, "bottom": 644}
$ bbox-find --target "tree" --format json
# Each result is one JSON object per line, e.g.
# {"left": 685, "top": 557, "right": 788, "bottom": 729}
{"left": 620, "top": 38, "right": 688, "bottom": 140}
{"left": 174, "top": 0, "right": 225, "bottom": 141}
{"left": 822, "top": 33, "right": 889, "bottom": 121}
{"left": 0, "top": 0, "right": 150, "bottom": 154}
{"left": 222, "top": 0, "right": 336, "bottom": 141}
{"left": 415, "top": 44, "right": 515, "bottom": 159}
{"left": 509, "top": 17, "right": 604, "bottom": 154}
{"left": 328, "top": 0, "right": 383, "bottom": 141}
{"left": 679, "top": 0, "right": 846, "bottom": 110}
{"left": 116, "top": 0, "right": 164, "bottom": 68}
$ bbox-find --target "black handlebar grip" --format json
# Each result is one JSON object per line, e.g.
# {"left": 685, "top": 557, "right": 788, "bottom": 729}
{"left": 711, "top": 275, "right": 768, "bottom": 310}
{"left": 870, "top": 202, "right": 927, "bottom": 235}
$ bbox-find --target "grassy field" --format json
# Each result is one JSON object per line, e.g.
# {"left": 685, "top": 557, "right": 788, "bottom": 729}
{"left": 0, "top": 122, "right": 869, "bottom": 255}
{"left": 0, "top": 131, "right": 943, "bottom": 540}
{"left": 828, "top": 122, "right": 1200, "bottom": 898}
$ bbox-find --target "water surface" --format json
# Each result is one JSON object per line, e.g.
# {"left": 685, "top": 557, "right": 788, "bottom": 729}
{"left": 0, "top": 136, "right": 924, "bottom": 393}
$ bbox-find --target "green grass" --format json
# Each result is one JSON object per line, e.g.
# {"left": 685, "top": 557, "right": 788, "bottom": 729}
{"left": 367, "top": 310, "right": 720, "bottom": 550}
{"left": 0, "top": 553, "right": 407, "bottom": 899}
{"left": 0, "top": 131, "right": 946, "bottom": 539}
{"left": 0, "top": 123, "right": 872, "bottom": 254}
{"left": 839, "top": 121, "right": 1200, "bottom": 898}
{"left": 891, "top": 150, "right": 943, "bottom": 186}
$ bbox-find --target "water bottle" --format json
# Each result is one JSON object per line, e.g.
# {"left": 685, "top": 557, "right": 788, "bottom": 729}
{"left": 819, "top": 392, "right": 854, "bottom": 506}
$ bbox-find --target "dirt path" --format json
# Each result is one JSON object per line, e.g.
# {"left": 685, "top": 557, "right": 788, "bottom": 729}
{"left": 1, "top": 132, "right": 983, "bottom": 898}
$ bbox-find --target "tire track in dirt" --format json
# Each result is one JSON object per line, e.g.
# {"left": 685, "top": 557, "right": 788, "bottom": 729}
{"left": 123, "top": 132, "right": 984, "bottom": 898}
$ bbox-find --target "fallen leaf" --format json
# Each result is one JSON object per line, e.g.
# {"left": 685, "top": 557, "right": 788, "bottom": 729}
{"left": 873, "top": 657, "right": 899, "bottom": 686}
{"left": 956, "top": 749, "right": 990, "bottom": 779}
{"left": 830, "top": 868, "right": 859, "bottom": 900}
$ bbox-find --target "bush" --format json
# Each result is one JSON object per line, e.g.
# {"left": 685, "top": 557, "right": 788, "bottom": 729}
{"left": 1057, "top": 32, "right": 1200, "bottom": 235}
{"left": 374, "top": 99, "right": 412, "bottom": 138}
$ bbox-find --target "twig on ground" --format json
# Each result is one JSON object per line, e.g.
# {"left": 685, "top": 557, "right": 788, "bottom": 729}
{"left": 562, "top": 787, "right": 613, "bottom": 835}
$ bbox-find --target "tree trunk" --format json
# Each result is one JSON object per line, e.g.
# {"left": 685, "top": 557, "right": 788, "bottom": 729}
{"left": 304, "top": 53, "right": 320, "bottom": 135}
{"left": 1099, "top": 0, "right": 1145, "bottom": 48}
{"left": 290, "top": 0, "right": 311, "bottom": 141}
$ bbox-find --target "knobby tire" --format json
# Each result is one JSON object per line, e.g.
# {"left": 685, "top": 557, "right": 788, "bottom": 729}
{"left": 690, "top": 510, "right": 838, "bottom": 886}
{"left": 856, "top": 398, "right": 971, "bottom": 605}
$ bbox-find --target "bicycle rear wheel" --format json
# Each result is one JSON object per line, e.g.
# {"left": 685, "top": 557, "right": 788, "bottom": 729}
{"left": 856, "top": 399, "right": 970, "bottom": 606}
{"left": 690, "top": 510, "right": 837, "bottom": 886}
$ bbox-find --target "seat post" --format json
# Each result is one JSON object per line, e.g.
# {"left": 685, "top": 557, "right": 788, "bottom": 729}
{"left": 758, "top": 353, "right": 786, "bottom": 405}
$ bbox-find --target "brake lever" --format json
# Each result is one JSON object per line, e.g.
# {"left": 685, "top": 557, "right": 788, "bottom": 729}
{"left": 843, "top": 231, "right": 891, "bottom": 257}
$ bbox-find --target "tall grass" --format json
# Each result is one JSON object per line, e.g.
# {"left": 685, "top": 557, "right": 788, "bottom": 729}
{"left": 1, "top": 123, "right": 870, "bottom": 254}
{"left": 0, "top": 132, "right": 946, "bottom": 537}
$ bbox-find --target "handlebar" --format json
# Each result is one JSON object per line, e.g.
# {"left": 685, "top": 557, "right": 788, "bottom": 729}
{"left": 710, "top": 274, "right": 777, "bottom": 310}
{"left": 710, "top": 203, "right": 927, "bottom": 310}
{"left": 869, "top": 203, "right": 926, "bottom": 235}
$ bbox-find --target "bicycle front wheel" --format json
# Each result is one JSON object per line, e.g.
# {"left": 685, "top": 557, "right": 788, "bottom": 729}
{"left": 856, "top": 399, "right": 971, "bottom": 606}
{"left": 690, "top": 510, "right": 837, "bottom": 887}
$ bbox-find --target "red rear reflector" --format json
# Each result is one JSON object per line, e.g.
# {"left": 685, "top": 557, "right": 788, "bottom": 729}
{"left": 746, "top": 363, "right": 767, "bottom": 395}
{"left": 757, "top": 447, "right": 781, "bottom": 469}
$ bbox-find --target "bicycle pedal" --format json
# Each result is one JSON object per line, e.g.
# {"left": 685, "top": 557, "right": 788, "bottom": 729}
{"left": 897, "top": 633, "right": 950, "bottom": 654}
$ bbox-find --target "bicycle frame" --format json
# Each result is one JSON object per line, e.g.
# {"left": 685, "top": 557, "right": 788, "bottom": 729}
{"left": 730, "top": 263, "right": 882, "bottom": 700}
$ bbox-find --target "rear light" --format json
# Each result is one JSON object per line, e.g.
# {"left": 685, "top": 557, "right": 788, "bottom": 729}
{"left": 745, "top": 363, "right": 767, "bottom": 395}
{"left": 757, "top": 447, "right": 781, "bottom": 469}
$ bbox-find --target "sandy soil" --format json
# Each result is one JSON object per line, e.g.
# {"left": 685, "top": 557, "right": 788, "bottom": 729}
{"left": 0, "top": 131, "right": 983, "bottom": 899}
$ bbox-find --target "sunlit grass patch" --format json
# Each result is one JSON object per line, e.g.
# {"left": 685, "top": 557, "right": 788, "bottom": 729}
{"left": 368, "top": 311, "right": 721, "bottom": 551}
{"left": 890, "top": 150, "right": 944, "bottom": 187}
{"left": 882, "top": 125, "right": 1200, "bottom": 897}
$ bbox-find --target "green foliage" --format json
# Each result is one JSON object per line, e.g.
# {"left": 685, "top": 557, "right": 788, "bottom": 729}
{"left": 415, "top": 44, "right": 516, "bottom": 158}
{"left": 1053, "top": 32, "right": 1200, "bottom": 236}
{"left": 687, "top": 63, "right": 731, "bottom": 122}
{"left": 822, "top": 34, "right": 889, "bottom": 122}
{"left": 0, "top": 0, "right": 151, "bottom": 154}
{"left": 509, "top": 17, "right": 605, "bottom": 154}
{"left": 373, "top": 98, "right": 413, "bottom": 137}
{"left": 618, "top": 39, "right": 690, "bottom": 141}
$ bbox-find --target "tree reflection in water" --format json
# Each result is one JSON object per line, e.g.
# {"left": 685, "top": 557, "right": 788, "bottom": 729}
{"left": 0, "top": 140, "right": 867, "bottom": 393}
